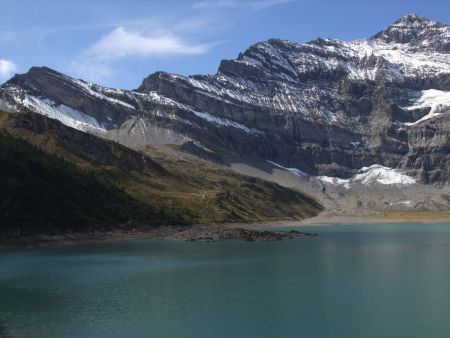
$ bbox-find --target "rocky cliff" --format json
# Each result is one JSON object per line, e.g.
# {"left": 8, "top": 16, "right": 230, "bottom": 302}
{"left": 1, "top": 14, "right": 449, "bottom": 190}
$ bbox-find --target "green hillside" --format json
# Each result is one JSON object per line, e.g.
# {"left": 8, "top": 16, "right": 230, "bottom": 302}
{"left": 0, "top": 111, "right": 322, "bottom": 239}
{"left": 0, "top": 132, "right": 184, "bottom": 238}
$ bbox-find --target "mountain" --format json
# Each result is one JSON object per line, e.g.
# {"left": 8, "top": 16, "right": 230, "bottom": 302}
{"left": 1, "top": 14, "right": 449, "bottom": 216}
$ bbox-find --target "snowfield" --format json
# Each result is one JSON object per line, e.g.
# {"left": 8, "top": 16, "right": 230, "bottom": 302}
{"left": 318, "top": 165, "right": 417, "bottom": 188}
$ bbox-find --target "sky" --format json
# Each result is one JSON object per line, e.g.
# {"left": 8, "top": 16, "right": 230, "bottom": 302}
{"left": 0, "top": 0, "right": 449, "bottom": 89}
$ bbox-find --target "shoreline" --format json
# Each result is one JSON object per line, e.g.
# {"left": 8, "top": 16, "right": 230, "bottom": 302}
{"left": 1, "top": 211, "right": 449, "bottom": 250}
{"left": 231, "top": 211, "right": 450, "bottom": 229}
{"left": 0, "top": 224, "right": 317, "bottom": 250}
{"left": 296, "top": 211, "right": 450, "bottom": 226}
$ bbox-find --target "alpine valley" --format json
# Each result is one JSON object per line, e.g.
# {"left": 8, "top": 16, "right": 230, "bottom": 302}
{"left": 1, "top": 14, "right": 450, "bottom": 238}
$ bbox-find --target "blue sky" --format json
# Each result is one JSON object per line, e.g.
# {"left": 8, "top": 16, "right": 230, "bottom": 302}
{"left": 0, "top": 0, "right": 449, "bottom": 88}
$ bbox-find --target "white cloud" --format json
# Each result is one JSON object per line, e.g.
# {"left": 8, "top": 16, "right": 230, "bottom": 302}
{"left": 194, "top": 0, "right": 299, "bottom": 10}
{"left": 87, "top": 27, "right": 210, "bottom": 61}
{"left": 0, "top": 59, "right": 17, "bottom": 82}
{"left": 70, "top": 26, "right": 212, "bottom": 83}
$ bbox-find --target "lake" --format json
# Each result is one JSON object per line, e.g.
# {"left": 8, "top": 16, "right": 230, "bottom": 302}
{"left": 1, "top": 223, "right": 450, "bottom": 338}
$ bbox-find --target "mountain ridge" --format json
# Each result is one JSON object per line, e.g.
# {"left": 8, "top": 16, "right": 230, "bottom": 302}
{"left": 1, "top": 14, "right": 449, "bottom": 206}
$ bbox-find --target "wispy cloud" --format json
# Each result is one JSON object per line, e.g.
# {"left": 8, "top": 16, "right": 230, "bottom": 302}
{"left": 194, "top": 0, "right": 300, "bottom": 10}
{"left": 65, "top": 1, "right": 299, "bottom": 84}
{"left": 87, "top": 27, "right": 210, "bottom": 61}
{"left": 0, "top": 59, "right": 17, "bottom": 82}
{"left": 70, "top": 18, "right": 214, "bottom": 83}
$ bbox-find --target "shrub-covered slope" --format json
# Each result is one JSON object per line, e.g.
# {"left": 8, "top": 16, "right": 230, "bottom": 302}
{"left": 0, "top": 132, "right": 185, "bottom": 238}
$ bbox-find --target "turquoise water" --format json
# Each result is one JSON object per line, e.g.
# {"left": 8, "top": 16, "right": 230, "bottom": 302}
{"left": 1, "top": 223, "right": 450, "bottom": 338}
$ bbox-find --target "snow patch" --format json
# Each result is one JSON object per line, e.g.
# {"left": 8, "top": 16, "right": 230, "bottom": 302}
{"left": 19, "top": 95, "right": 105, "bottom": 132}
{"left": 318, "top": 164, "right": 416, "bottom": 187}
{"left": 353, "top": 165, "right": 416, "bottom": 185}
{"left": 192, "top": 111, "right": 262, "bottom": 135}
{"left": 386, "top": 200, "right": 414, "bottom": 206}
{"left": 403, "top": 89, "right": 450, "bottom": 125}
{"left": 72, "top": 80, "right": 136, "bottom": 110}
{"left": 267, "top": 161, "right": 308, "bottom": 177}
{"left": 317, "top": 176, "right": 351, "bottom": 189}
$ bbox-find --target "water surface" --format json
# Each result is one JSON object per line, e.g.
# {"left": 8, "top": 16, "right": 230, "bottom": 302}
{"left": 1, "top": 223, "right": 450, "bottom": 338}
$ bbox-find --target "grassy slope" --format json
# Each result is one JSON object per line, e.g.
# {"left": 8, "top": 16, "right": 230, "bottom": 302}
{"left": 0, "top": 112, "right": 322, "bottom": 237}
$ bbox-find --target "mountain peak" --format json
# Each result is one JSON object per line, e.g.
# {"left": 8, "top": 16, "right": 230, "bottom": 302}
{"left": 395, "top": 13, "right": 435, "bottom": 25}
{"left": 3, "top": 66, "right": 70, "bottom": 88}
{"left": 386, "top": 14, "right": 445, "bottom": 31}
{"left": 371, "top": 14, "right": 449, "bottom": 51}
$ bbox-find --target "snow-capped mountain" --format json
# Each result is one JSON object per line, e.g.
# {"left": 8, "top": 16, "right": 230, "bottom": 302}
{"left": 1, "top": 14, "right": 449, "bottom": 185}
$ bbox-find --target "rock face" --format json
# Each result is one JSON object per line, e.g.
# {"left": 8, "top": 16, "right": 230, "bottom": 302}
{"left": 1, "top": 14, "right": 450, "bottom": 185}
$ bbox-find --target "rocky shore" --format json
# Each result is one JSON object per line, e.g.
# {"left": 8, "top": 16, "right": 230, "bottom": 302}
{"left": 164, "top": 225, "right": 317, "bottom": 242}
{"left": 0, "top": 224, "right": 317, "bottom": 249}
